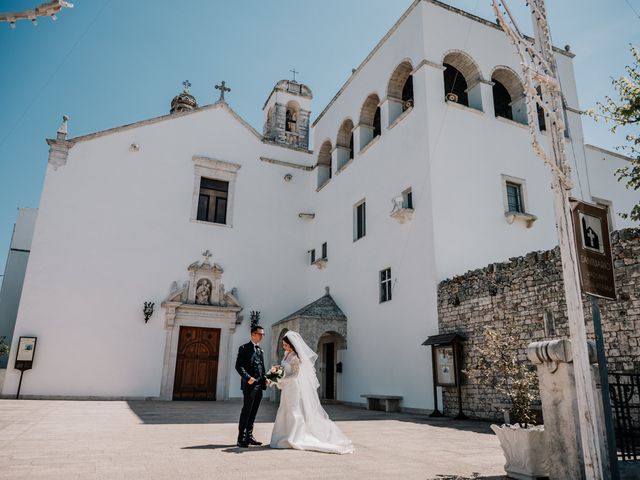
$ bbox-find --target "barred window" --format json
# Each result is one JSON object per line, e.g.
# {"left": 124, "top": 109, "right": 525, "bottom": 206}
{"left": 506, "top": 182, "right": 523, "bottom": 213}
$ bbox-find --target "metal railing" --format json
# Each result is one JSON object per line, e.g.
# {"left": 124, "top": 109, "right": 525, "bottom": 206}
{"left": 609, "top": 373, "right": 640, "bottom": 461}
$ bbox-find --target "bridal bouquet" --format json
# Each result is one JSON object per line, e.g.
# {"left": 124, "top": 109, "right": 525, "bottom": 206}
{"left": 266, "top": 365, "right": 285, "bottom": 385}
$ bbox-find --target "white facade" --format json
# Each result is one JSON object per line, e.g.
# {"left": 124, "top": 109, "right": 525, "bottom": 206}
{"left": 3, "top": 0, "right": 636, "bottom": 411}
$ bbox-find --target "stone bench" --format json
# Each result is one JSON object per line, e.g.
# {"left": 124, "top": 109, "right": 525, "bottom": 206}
{"left": 361, "top": 394, "right": 403, "bottom": 413}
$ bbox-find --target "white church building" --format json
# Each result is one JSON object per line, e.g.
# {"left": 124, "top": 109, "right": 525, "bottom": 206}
{"left": 2, "top": 0, "right": 636, "bottom": 412}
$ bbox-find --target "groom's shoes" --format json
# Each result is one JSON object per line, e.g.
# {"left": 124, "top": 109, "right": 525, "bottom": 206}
{"left": 247, "top": 436, "right": 262, "bottom": 446}
{"left": 236, "top": 438, "right": 249, "bottom": 448}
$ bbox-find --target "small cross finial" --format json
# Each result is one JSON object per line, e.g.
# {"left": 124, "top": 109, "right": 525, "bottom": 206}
{"left": 290, "top": 68, "right": 299, "bottom": 82}
{"left": 182, "top": 80, "right": 191, "bottom": 92}
{"left": 202, "top": 250, "right": 212, "bottom": 264}
{"left": 215, "top": 81, "right": 231, "bottom": 102}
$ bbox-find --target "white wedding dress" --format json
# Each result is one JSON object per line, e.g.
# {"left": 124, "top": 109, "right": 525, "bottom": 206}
{"left": 270, "top": 332, "right": 354, "bottom": 454}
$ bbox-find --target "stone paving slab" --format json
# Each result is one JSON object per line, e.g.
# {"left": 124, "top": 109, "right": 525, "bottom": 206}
{"left": 0, "top": 399, "right": 508, "bottom": 480}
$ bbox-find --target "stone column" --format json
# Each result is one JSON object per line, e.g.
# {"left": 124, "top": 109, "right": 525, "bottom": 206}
{"left": 527, "top": 339, "right": 604, "bottom": 480}
{"left": 356, "top": 124, "right": 374, "bottom": 151}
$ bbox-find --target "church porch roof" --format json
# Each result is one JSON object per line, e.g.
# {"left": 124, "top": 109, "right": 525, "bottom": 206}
{"left": 274, "top": 290, "right": 346, "bottom": 326}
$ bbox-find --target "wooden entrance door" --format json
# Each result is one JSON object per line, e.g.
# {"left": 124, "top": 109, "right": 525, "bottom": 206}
{"left": 173, "top": 326, "right": 220, "bottom": 400}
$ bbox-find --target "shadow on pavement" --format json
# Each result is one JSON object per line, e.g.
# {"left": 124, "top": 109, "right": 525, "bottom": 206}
{"left": 182, "top": 444, "right": 237, "bottom": 450}
{"left": 429, "top": 475, "right": 508, "bottom": 480}
{"left": 126, "top": 400, "right": 496, "bottom": 435}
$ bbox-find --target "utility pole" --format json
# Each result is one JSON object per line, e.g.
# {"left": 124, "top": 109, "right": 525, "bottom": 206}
{"left": 491, "top": 1, "right": 605, "bottom": 478}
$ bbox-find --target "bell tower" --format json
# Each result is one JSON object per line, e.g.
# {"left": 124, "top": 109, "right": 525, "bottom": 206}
{"left": 262, "top": 79, "right": 312, "bottom": 150}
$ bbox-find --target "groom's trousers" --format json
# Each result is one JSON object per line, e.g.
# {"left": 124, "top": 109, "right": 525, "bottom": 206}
{"left": 238, "top": 385, "right": 263, "bottom": 440}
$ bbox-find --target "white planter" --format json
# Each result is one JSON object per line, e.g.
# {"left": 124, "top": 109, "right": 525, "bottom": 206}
{"left": 491, "top": 424, "right": 548, "bottom": 480}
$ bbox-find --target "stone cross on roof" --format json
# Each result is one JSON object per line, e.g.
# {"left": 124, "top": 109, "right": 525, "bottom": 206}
{"left": 290, "top": 68, "right": 299, "bottom": 82}
{"left": 215, "top": 81, "right": 230, "bottom": 102}
{"left": 182, "top": 80, "right": 191, "bottom": 92}
{"left": 202, "top": 250, "right": 212, "bottom": 264}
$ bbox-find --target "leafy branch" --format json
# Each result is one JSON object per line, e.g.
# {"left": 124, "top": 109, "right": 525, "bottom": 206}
{"left": 464, "top": 326, "right": 538, "bottom": 428}
{"left": 588, "top": 45, "right": 640, "bottom": 221}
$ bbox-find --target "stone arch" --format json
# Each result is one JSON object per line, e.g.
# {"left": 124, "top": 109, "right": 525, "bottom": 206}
{"left": 336, "top": 118, "right": 355, "bottom": 148}
{"left": 336, "top": 119, "right": 355, "bottom": 169}
{"left": 387, "top": 60, "right": 415, "bottom": 123}
{"left": 490, "top": 66, "right": 524, "bottom": 101}
{"left": 387, "top": 60, "right": 414, "bottom": 100}
{"left": 491, "top": 67, "right": 527, "bottom": 124}
{"left": 317, "top": 139, "right": 333, "bottom": 188}
{"left": 285, "top": 100, "right": 300, "bottom": 133}
{"left": 359, "top": 93, "right": 381, "bottom": 127}
{"left": 441, "top": 50, "right": 483, "bottom": 86}
{"left": 442, "top": 50, "right": 484, "bottom": 110}
{"left": 359, "top": 93, "right": 381, "bottom": 147}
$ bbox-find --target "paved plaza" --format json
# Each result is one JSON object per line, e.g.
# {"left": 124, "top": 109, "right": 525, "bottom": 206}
{"left": 0, "top": 399, "right": 509, "bottom": 479}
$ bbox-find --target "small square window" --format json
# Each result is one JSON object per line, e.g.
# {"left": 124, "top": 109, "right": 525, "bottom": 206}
{"left": 379, "top": 267, "right": 392, "bottom": 303}
{"left": 354, "top": 201, "right": 366, "bottom": 241}
{"left": 506, "top": 182, "right": 523, "bottom": 213}
{"left": 321, "top": 242, "right": 327, "bottom": 260}
{"left": 309, "top": 249, "right": 316, "bottom": 265}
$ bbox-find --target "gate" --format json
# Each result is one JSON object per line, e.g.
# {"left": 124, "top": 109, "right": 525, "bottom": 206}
{"left": 609, "top": 373, "right": 640, "bottom": 461}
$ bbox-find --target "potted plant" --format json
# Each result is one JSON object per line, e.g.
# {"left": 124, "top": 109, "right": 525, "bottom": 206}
{"left": 465, "top": 326, "right": 548, "bottom": 480}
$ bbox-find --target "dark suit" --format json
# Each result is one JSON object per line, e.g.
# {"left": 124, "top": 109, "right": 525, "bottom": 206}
{"left": 235, "top": 341, "right": 266, "bottom": 442}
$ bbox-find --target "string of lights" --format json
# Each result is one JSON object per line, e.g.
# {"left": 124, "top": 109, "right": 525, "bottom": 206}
{"left": 0, "top": 0, "right": 73, "bottom": 28}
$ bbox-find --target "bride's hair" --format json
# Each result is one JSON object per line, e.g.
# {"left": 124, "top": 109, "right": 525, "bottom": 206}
{"left": 283, "top": 335, "right": 298, "bottom": 356}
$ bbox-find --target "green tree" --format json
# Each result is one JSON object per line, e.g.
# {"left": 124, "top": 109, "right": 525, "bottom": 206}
{"left": 0, "top": 337, "right": 9, "bottom": 359}
{"left": 593, "top": 45, "right": 640, "bottom": 221}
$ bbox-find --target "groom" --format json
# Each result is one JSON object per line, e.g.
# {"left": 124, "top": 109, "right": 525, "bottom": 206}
{"left": 235, "top": 324, "right": 268, "bottom": 448}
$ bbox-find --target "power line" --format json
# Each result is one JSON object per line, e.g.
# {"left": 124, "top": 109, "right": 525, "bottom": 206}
{"left": 0, "top": 0, "right": 112, "bottom": 153}
{"left": 622, "top": 0, "right": 640, "bottom": 20}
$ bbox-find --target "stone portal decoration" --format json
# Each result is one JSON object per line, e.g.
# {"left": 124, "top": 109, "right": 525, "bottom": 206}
{"left": 195, "top": 279, "right": 211, "bottom": 305}
{"left": 159, "top": 252, "right": 243, "bottom": 401}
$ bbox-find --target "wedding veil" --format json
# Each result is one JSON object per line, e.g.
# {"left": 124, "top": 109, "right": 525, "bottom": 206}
{"left": 283, "top": 331, "right": 320, "bottom": 390}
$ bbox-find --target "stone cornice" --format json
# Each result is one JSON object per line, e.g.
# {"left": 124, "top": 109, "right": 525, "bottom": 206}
{"left": 193, "top": 156, "right": 242, "bottom": 172}
{"left": 259, "top": 156, "right": 314, "bottom": 171}
{"left": 63, "top": 101, "right": 261, "bottom": 147}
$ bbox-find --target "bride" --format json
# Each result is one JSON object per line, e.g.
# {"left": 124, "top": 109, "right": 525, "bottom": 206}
{"left": 270, "top": 331, "right": 354, "bottom": 454}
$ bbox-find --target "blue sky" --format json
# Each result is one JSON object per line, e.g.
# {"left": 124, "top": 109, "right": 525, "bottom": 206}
{"left": 0, "top": 0, "right": 638, "bottom": 275}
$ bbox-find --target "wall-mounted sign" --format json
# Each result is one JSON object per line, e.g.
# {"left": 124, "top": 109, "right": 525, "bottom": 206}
{"left": 15, "top": 336, "right": 37, "bottom": 371}
{"left": 570, "top": 199, "right": 616, "bottom": 300}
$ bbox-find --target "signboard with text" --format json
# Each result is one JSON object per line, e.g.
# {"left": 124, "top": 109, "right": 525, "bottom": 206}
{"left": 570, "top": 199, "right": 616, "bottom": 300}
{"left": 14, "top": 336, "right": 37, "bottom": 371}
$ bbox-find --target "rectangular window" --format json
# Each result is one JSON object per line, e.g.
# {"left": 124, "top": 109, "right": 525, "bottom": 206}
{"left": 321, "top": 242, "right": 327, "bottom": 260}
{"left": 379, "top": 268, "right": 392, "bottom": 303}
{"left": 506, "top": 182, "right": 523, "bottom": 213}
{"left": 403, "top": 188, "right": 413, "bottom": 209}
{"left": 309, "top": 249, "right": 316, "bottom": 264}
{"left": 354, "top": 201, "right": 366, "bottom": 241}
{"left": 196, "top": 177, "right": 229, "bottom": 224}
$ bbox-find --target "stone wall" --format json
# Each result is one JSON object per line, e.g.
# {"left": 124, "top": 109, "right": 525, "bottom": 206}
{"left": 438, "top": 228, "right": 640, "bottom": 421}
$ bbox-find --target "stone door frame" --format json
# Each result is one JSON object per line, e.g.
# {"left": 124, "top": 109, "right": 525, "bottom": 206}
{"left": 159, "top": 305, "right": 240, "bottom": 401}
